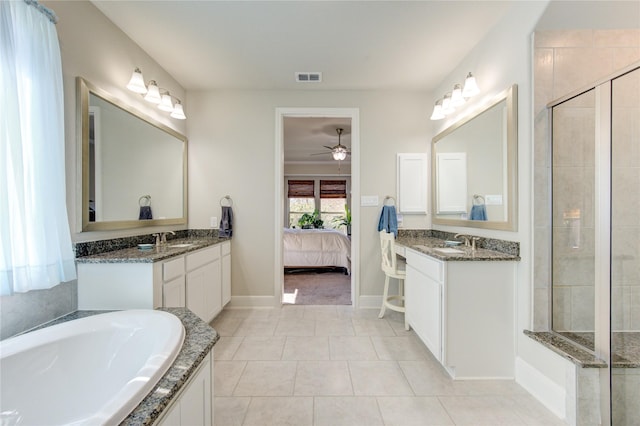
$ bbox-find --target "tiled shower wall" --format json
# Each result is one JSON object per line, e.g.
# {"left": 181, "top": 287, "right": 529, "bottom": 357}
{"left": 533, "top": 29, "right": 640, "bottom": 331}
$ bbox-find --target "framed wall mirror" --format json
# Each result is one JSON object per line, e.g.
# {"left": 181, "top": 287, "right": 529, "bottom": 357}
{"left": 77, "top": 77, "right": 187, "bottom": 231}
{"left": 432, "top": 84, "right": 518, "bottom": 231}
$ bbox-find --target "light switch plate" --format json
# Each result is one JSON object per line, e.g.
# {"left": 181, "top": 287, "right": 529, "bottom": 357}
{"left": 210, "top": 216, "right": 218, "bottom": 228}
{"left": 361, "top": 195, "right": 379, "bottom": 206}
{"left": 485, "top": 195, "right": 503, "bottom": 205}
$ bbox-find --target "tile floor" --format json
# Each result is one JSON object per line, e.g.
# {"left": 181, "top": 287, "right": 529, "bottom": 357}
{"left": 211, "top": 305, "right": 566, "bottom": 426}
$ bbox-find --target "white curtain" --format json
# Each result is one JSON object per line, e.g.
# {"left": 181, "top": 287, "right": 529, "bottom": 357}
{"left": 0, "top": 0, "right": 76, "bottom": 295}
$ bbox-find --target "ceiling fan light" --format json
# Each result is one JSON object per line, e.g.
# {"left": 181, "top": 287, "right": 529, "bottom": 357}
{"left": 171, "top": 100, "right": 186, "bottom": 119}
{"left": 144, "top": 80, "right": 162, "bottom": 104}
{"left": 462, "top": 72, "right": 479, "bottom": 98}
{"left": 158, "top": 91, "right": 174, "bottom": 111}
{"left": 451, "top": 83, "right": 465, "bottom": 107}
{"left": 430, "top": 99, "right": 444, "bottom": 120}
{"left": 126, "top": 68, "right": 147, "bottom": 94}
{"left": 332, "top": 148, "right": 347, "bottom": 161}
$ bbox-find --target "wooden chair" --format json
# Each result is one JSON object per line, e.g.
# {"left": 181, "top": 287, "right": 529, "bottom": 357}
{"left": 378, "top": 230, "right": 408, "bottom": 330}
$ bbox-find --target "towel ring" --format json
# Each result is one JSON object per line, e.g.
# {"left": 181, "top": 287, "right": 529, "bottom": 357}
{"left": 220, "top": 195, "right": 233, "bottom": 207}
{"left": 473, "top": 194, "right": 485, "bottom": 205}
{"left": 383, "top": 195, "right": 396, "bottom": 206}
{"left": 139, "top": 195, "right": 151, "bottom": 207}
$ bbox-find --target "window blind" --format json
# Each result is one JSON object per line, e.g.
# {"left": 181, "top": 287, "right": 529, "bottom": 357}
{"left": 288, "top": 180, "right": 315, "bottom": 198}
{"left": 320, "top": 180, "right": 347, "bottom": 199}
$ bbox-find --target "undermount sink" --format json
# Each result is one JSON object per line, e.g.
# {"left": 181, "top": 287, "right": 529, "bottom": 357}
{"left": 167, "top": 243, "right": 195, "bottom": 248}
{"left": 433, "top": 247, "right": 465, "bottom": 255}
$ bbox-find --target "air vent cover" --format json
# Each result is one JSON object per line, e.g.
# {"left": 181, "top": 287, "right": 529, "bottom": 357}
{"left": 295, "top": 72, "right": 322, "bottom": 83}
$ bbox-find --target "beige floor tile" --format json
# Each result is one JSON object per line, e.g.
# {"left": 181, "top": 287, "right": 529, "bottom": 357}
{"left": 213, "top": 396, "right": 250, "bottom": 426}
{"left": 274, "top": 318, "right": 316, "bottom": 336}
{"left": 398, "top": 360, "right": 458, "bottom": 396}
{"left": 213, "top": 336, "right": 244, "bottom": 360}
{"left": 313, "top": 396, "right": 384, "bottom": 426}
{"left": 233, "top": 361, "right": 297, "bottom": 396}
{"left": 329, "top": 336, "right": 379, "bottom": 360}
{"left": 222, "top": 308, "right": 273, "bottom": 320}
{"left": 438, "top": 395, "right": 527, "bottom": 425}
{"left": 233, "top": 317, "right": 279, "bottom": 336}
{"left": 210, "top": 315, "right": 243, "bottom": 336}
{"left": 371, "top": 335, "right": 430, "bottom": 361}
{"left": 315, "top": 318, "right": 356, "bottom": 336}
{"left": 294, "top": 360, "right": 353, "bottom": 396}
{"left": 509, "top": 394, "right": 567, "bottom": 426}
{"left": 242, "top": 396, "right": 313, "bottom": 426}
{"left": 214, "top": 360, "right": 246, "bottom": 396}
{"left": 349, "top": 360, "right": 414, "bottom": 396}
{"left": 303, "top": 305, "right": 339, "bottom": 321}
{"left": 282, "top": 336, "right": 330, "bottom": 360}
{"left": 232, "top": 336, "right": 285, "bottom": 361}
{"left": 377, "top": 396, "right": 455, "bottom": 426}
{"left": 274, "top": 305, "right": 306, "bottom": 319}
{"left": 352, "top": 318, "right": 396, "bottom": 336}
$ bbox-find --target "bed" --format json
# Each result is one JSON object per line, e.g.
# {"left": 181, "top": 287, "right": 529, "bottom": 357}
{"left": 283, "top": 228, "right": 351, "bottom": 274}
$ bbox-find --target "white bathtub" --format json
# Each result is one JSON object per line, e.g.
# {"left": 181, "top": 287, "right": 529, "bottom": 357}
{"left": 0, "top": 309, "right": 184, "bottom": 426}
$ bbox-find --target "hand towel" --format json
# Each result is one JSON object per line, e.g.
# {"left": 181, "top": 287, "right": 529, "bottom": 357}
{"left": 138, "top": 205, "right": 153, "bottom": 220}
{"left": 377, "top": 205, "right": 398, "bottom": 237}
{"left": 469, "top": 204, "right": 487, "bottom": 221}
{"left": 219, "top": 206, "right": 233, "bottom": 237}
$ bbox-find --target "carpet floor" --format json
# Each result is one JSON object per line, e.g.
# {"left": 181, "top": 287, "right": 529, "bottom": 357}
{"left": 283, "top": 268, "right": 351, "bottom": 305}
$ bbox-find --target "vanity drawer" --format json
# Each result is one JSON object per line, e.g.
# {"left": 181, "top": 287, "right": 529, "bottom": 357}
{"left": 186, "top": 245, "right": 220, "bottom": 271}
{"left": 163, "top": 257, "right": 185, "bottom": 281}
{"left": 406, "top": 250, "right": 443, "bottom": 282}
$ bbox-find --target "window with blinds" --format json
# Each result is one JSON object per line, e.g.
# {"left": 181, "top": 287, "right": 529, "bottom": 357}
{"left": 320, "top": 180, "right": 346, "bottom": 199}
{"left": 287, "top": 180, "right": 315, "bottom": 198}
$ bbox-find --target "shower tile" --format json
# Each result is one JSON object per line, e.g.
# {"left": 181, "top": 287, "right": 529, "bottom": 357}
{"left": 535, "top": 30, "right": 593, "bottom": 48}
{"left": 534, "top": 48, "right": 554, "bottom": 112}
{"left": 534, "top": 227, "right": 551, "bottom": 289}
{"left": 594, "top": 29, "right": 640, "bottom": 47}
{"left": 552, "top": 286, "right": 571, "bottom": 331}
{"left": 553, "top": 47, "right": 613, "bottom": 98}
{"left": 571, "top": 286, "right": 595, "bottom": 331}
{"left": 613, "top": 47, "right": 640, "bottom": 72}
{"left": 534, "top": 288, "right": 550, "bottom": 331}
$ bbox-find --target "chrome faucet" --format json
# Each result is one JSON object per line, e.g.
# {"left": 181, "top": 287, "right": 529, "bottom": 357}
{"left": 153, "top": 231, "right": 176, "bottom": 246}
{"left": 454, "top": 234, "right": 480, "bottom": 250}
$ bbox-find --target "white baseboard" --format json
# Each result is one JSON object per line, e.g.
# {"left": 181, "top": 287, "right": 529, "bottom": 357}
{"left": 515, "top": 356, "right": 567, "bottom": 420}
{"left": 357, "top": 295, "right": 383, "bottom": 309}
{"left": 228, "top": 295, "right": 278, "bottom": 308}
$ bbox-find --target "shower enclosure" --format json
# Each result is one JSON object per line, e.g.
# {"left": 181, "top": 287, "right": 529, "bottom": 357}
{"left": 551, "top": 64, "right": 639, "bottom": 425}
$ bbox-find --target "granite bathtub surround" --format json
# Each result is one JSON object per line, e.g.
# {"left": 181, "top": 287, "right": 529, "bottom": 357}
{"left": 395, "top": 229, "right": 520, "bottom": 261}
{"left": 74, "top": 229, "right": 226, "bottom": 258}
{"left": 33, "top": 308, "right": 218, "bottom": 425}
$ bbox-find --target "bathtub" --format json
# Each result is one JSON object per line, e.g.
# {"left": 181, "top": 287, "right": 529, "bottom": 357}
{"left": 0, "top": 309, "right": 184, "bottom": 426}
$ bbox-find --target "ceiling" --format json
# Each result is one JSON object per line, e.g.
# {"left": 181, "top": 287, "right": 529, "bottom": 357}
{"left": 91, "top": 1, "right": 514, "bottom": 165}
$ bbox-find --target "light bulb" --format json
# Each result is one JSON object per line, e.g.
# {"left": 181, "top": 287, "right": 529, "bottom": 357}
{"left": 451, "top": 83, "right": 465, "bottom": 107}
{"left": 126, "top": 68, "right": 147, "bottom": 94}
{"left": 158, "top": 91, "right": 174, "bottom": 111}
{"left": 430, "top": 99, "right": 444, "bottom": 120}
{"left": 462, "top": 72, "right": 479, "bottom": 98}
{"left": 170, "top": 101, "right": 186, "bottom": 119}
{"left": 442, "top": 92, "right": 454, "bottom": 115}
{"left": 144, "top": 81, "right": 161, "bottom": 104}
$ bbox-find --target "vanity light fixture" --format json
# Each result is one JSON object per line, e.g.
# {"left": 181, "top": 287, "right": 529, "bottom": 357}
{"left": 430, "top": 71, "right": 480, "bottom": 120}
{"left": 126, "top": 68, "right": 187, "bottom": 119}
{"left": 144, "top": 80, "right": 162, "bottom": 104}
{"left": 126, "top": 68, "right": 147, "bottom": 94}
{"left": 170, "top": 100, "right": 186, "bottom": 120}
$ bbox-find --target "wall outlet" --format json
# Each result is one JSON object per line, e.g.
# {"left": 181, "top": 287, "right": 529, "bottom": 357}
{"left": 210, "top": 216, "right": 218, "bottom": 228}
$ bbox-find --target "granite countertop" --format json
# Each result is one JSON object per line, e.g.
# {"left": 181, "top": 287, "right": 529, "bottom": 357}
{"left": 75, "top": 236, "right": 230, "bottom": 264}
{"left": 524, "top": 330, "right": 607, "bottom": 368}
{"left": 37, "top": 308, "right": 219, "bottom": 425}
{"left": 395, "top": 235, "right": 520, "bottom": 261}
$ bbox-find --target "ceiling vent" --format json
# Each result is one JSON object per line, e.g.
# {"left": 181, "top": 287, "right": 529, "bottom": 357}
{"left": 295, "top": 72, "right": 322, "bottom": 83}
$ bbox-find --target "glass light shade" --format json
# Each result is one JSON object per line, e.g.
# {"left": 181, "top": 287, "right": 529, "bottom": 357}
{"left": 158, "top": 92, "right": 174, "bottom": 111}
{"left": 170, "top": 101, "right": 187, "bottom": 120}
{"left": 144, "top": 80, "right": 161, "bottom": 104}
{"left": 126, "top": 68, "right": 147, "bottom": 94}
{"left": 332, "top": 148, "right": 347, "bottom": 161}
{"left": 462, "top": 72, "right": 479, "bottom": 98}
{"left": 451, "top": 83, "right": 465, "bottom": 107}
{"left": 442, "top": 92, "right": 455, "bottom": 115}
{"left": 430, "top": 100, "right": 444, "bottom": 120}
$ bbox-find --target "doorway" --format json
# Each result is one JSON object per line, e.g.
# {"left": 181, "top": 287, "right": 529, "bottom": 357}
{"left": 274, "top": 108, "right": 360, "bottom": 307}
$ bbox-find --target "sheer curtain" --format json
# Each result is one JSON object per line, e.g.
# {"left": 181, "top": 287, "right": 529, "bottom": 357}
{"left": 0, "top": 0, "right": 76, "bottom": 295}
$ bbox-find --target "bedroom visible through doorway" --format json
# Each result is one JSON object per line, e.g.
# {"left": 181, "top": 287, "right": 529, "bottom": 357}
{"left": 282, "top": 116, "right": 353, "bottom": 305}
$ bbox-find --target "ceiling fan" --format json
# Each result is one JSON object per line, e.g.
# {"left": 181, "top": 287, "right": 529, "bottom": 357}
{"left": 310, "top": 128, "right": 351, "bottom": 161}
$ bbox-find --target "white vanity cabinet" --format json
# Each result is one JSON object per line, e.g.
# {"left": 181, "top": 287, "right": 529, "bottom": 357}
{"left": 156, "top": 350, "right": 213, "bottom": 426}
{"left": 405, "top": 248, "right": 516, "bottom": 379}
{"left": 78, "top": 242, "right": 231, "bottom": 323}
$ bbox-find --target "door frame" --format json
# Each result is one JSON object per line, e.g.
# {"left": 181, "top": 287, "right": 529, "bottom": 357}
{"left": 274, "top": 107, "right": 360, "bottom": 307}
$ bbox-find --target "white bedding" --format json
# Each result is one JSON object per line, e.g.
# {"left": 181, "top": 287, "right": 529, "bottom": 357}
{"left": 283, "top": 228, "right": 351, "bottom": 274}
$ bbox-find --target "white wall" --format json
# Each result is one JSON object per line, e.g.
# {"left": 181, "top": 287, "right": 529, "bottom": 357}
{"left": 187, "top": 90, "right": 430, "bottom": 301}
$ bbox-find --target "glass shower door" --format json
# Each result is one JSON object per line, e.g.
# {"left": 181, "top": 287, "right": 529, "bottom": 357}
{"left": 610, "top": 66, "right": 640, "bottom": 426}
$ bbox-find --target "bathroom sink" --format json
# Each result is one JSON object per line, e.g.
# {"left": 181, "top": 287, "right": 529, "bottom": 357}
{"left": 443, "top": 240, "right": 462, "bottom": 247}
{"left": 433, "top": 247, "right": 465, "bottom": 255}
{"left": 168, "top": 243, "right": 195, "bottom": 248}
